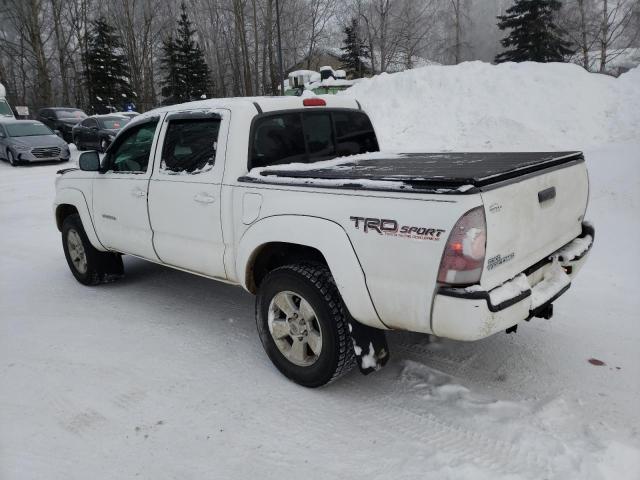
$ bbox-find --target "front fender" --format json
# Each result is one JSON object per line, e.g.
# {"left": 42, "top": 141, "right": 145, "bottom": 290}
{"left": 54, "top": 187, "right": 106, "bottom": 251}
{"left": 236, "top": 215, "right": 386, "bottom": 330}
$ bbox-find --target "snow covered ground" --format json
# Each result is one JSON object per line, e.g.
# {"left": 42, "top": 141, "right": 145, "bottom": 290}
{"left": 1, "top": 63, "right": 640, "bottom": 479}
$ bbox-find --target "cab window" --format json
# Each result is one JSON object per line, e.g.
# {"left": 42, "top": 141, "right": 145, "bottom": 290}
{"left": 333, "top": 111, "right": 378, "bottom": 156}
{"left": 160, "top": 118, "right": 220, "bottom": 174}
{"left": 250, "top": 110, "right": 378, "bottom": 169}
{"left": 251, "top": 113, "right": 306, "bottom": 168}
{"left": 103, "top": 118, "right": 158, "bottom": 173}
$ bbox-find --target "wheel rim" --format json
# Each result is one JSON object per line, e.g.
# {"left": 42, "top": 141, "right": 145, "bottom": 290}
{"left": 67, "top": 229, "right": 88, "bottom": 274}
{"left": 101, "top": 140, "right": 107, "bottom": 151}
{"left": 8, "top": 151, "right": 15, "bottom": 164}
{"left": 268, "top": 291, "right": 323, "bottom": 367}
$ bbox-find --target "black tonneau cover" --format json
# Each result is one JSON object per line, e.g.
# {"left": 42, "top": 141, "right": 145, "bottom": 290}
{"left": 240, "top": 151, "right": 584, "bottom": 194}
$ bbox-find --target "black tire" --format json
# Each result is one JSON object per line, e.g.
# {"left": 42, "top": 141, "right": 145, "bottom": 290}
{"left": 61, "top": 213, "right": 123, "bottom": 286}
{"left": 100, "top": 138, "right": 108, "bottom": 153}
{"left": 256, "top": 264, "right": 355, "bottom": 387}
{"left": 7, "top": 149, "right": 17, "bottom": 166}
{"left": 74, "top": 137, "right": 84, "bottom": 151}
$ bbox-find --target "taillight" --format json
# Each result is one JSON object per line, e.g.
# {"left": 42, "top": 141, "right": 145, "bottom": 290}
{"left": 437, "top": 207, "right": 486, "bottom": 285}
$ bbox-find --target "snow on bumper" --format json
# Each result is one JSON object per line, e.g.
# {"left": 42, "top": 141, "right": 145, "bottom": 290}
{"left": 431, "top": 223, "right": 594, "bottom": 341}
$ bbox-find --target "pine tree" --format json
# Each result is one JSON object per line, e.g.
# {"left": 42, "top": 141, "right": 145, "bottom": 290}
{"left": 340, "top": 19, "right": 369, "bottom": 78}
{"left": 160, "top": 2, "right": 211, "bottom": 104}
{"left": 160, "top": 36, "right": 180, "bottom": 104}
{"left": 495, "top": 0, "right": 573, "bottom": 63}
{"left": 84, "top": 18, "right": 133, "bottom": 113}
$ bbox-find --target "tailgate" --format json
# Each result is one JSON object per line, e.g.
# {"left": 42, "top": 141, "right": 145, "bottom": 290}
{"left": 480, "top": 161, "right": 588, "bottom": 290}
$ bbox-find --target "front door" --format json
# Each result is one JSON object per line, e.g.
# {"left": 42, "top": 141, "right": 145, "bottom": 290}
{"left": 92, "top": 116, "right": 162, "bottom": 260}
{"left": 147, "top": 109, "right": 228, "bottom": 278}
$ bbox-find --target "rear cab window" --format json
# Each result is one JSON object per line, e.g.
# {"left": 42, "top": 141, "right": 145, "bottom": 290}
{"left": 249, "top": 110, "right": 378, "bottom": 169}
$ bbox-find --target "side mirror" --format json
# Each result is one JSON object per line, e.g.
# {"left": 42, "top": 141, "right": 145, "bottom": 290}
{"left": 54, "top": 129, "right": 63, "bottom": 138}
{"left": 90, "top": 126, "right": 98, "bottom": 131}
{"left": 79, "top": 151, "right": 101, "bottom": 172}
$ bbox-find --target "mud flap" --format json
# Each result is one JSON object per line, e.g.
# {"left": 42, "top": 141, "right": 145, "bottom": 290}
{"left": 347, "top": 319, "right": 390, "bottom": 375}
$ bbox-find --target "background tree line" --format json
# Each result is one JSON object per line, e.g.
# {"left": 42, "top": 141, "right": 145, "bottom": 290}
{"left": 0, "top": 0, "right": 638, "bottom": 114}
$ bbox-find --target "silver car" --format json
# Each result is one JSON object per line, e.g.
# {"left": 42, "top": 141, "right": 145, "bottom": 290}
{"left": 0, "top": 119, "right": 70, "bottom": 166}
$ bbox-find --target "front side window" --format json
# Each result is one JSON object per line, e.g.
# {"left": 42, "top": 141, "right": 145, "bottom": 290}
{"left": 160, "top": 118, "right": 220, "bottom": 174}
{"left": 82, "top": 118, "right": 97, "bottom": 128}
{"left": 104, "top": 119, "right": 158, "bottom": 173}
{"left": 0, "top": 100, "right": 13, "bottom": 116}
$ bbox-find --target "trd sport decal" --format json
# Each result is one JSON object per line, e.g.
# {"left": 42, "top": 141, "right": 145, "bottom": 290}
{"left": 350, "top": 216, "right": 445, "bottom": 241}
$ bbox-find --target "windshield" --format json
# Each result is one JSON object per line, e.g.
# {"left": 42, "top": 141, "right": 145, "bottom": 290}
{"left": 98, "top": 116, "right": 130, "bottom": 130}
{"left": 0, "top": 100, "right": 13, "bottom": 116}
{"left": 6, "top": 123, "right": 54, "bottom": 137}
{"left": 56, "top": 109, "right": 87, "bottom": 120}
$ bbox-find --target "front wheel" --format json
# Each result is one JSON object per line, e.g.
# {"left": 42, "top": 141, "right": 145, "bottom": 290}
{"left": 100, "top": 139, "right": 108, "bottom": 153}
{"left": 61, "top": 213, "right": 123, "bottom": 285}
{"left": 256, "top": 264, "right": 355, "bottom": 387}
{"left": 7, "top": 149, "right": 17, "bottom": 166}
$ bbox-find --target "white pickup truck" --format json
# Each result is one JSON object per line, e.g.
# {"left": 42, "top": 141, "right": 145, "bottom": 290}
{"left": 54, "top": 96, "right": 594, "bottom": 387}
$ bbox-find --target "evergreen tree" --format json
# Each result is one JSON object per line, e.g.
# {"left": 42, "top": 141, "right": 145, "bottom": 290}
{"left": 84, "top": 18, "right": 133, "bottom": 113}
{"left": 160, "top": 2, "right": 211, "bottom": 104}
{"left": 160, "top": 36, "right": 180, "bottom": 104}
{"left": 495, "top": 0, "right": 573, "bottom": 63}
{"left": 340, "top": 19, "right": 369, "bottom": 78}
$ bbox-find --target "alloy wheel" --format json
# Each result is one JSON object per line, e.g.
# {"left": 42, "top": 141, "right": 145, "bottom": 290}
{"left": 268, "top": 290, "right": 323, "bottom": 367}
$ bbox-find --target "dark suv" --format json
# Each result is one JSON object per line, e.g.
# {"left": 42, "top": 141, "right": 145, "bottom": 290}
{"left": 37, "top": 108, "right": 88, "bottom": 143}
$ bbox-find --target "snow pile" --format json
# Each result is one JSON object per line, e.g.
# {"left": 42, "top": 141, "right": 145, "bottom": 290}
{"left": 343, "top": 61, "right": 640, "bottom": 151}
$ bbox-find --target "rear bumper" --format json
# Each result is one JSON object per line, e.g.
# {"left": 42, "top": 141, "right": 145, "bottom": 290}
{"left": 431, "top": 223, "right": 594, "bottom": 341}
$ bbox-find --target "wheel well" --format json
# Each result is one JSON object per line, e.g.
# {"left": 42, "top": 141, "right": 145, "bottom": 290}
{"left": 247, "top": 242, "right": 328, "bottom": 293}
{"left": 55, "top": 204, "right": 79, "bottom": 231}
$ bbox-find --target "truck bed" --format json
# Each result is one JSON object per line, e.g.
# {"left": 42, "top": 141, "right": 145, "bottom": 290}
{"left": 240, "top": 151, "right": 584, "bottom": 194}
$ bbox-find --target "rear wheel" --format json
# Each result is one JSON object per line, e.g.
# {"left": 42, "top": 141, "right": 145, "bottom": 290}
{"left": 256, "top": 264, "right": 355, "bottom": 387}
{"left": 61, "top": 213, "right": 123, "bottom": 285}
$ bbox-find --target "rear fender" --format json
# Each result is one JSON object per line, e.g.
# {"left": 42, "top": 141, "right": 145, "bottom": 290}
{"left": 54, "top": 188, "right": 106, "bottom": 251}
{"left": 236, "top": 215, "right": 386, "bottom": 330}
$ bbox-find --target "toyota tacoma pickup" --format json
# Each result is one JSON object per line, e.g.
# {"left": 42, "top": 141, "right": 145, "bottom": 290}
{"left": 54, "top": 96, "right": 594, "bottom": 387}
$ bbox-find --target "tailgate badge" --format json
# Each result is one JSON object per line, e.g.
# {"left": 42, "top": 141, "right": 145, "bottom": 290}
{"left": 487, "top": 252, "right": 515, "bottom": 270}
{"left": 489, "top": 202, "right": 502, "bottom": 214}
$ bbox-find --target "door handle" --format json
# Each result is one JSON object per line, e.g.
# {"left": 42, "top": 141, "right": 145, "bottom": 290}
{"left": 132, "top": 188, "right": 146, "bottom": 198}
{"left": 193, "top": 193, "right": 216, "bottom": 204}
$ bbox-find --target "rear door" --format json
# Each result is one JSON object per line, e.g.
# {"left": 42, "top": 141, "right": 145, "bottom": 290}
{"left": 480, "top": 161, "right": 589, "bottom": 289}
{"left": 92, "top": 116, "right": 162, "bottom": 260}
{"left": 147, "top": 109, "right": 228, "bottom": 279}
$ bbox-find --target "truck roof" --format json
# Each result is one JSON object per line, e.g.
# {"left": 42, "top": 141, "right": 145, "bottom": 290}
{"left": 139, "top": 95, "right": 360, "bottom": 118}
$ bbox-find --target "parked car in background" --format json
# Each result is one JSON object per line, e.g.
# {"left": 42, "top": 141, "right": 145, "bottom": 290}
{"left": 0, "top": 119, "right": 70, "bottom": 166}
{"left": 73, "top": 114, "right": 131, "bottom": 152}
{"left": 38, "top": 108, "right": 87, "bottom": 143}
